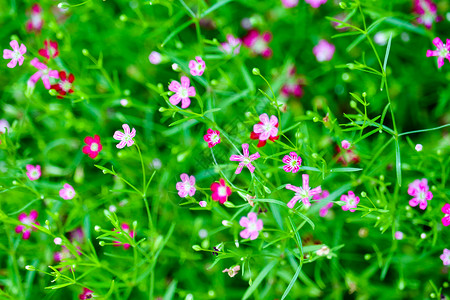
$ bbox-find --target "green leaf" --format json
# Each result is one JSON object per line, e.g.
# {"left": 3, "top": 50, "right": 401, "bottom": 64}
{"left": 281, "top": 263, "right": 302, "bottom": 300}
{"left": 169, "top": 116, "right": 199, "bottom": 127}
{"left": 242, "top": 260, "right": 278, "bottom": 300}
{"left": 395, "top": 139, "right": 402, "bottom": 187}
{"left": 201, "top": 0, "right": 233, "bottom": 17}
{"left": 94, "top": 164, "right": 115, "bottom": 175}
{"left": 163, "top": 280, "right": 178, "bottom": 300}
{"left": 161, "top": 19, "right": 195, "bottom": 47}
{"left": 329, "top": 167, "right": 363, "bottom": 173}
{"left": 383, "top": 32, "right": 393, "bottom": 73}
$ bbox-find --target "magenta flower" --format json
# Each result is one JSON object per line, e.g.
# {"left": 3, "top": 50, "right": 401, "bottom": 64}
{"left": 176, "top": 173, "right": 196, "bottom": 198}
{"left": 54, "top": 245, "right": 82, "bottom": 262}
{"left": 313, "top": 40, "right": 335, "bottom": 62}
{"left": 250, "top": 113, "right": 279, "bottom": 148}
{"left": 426, "top": 37, "right": 450, "bottom": 69}
{"left": 239, "top": 212, "right": 263, "bottom": 240}
{"left": 113, "top": 124, "right": 136, "bottom": 149}
{"left": 230, "top": 143, "right": 260, "bottom": 174}
{"left": 3, "top": 40, "right": 26, "bottom": 68}
{"left": 79, "top": 288, "right": 95, "bottom": 300}
{"left": 222, "top": 265, "right": 240, "bottom": 277}
{"left": 26, "top": 164, "right": 41, "bottom": 181}
{"left": 199, "top": 201, "right": 207, "bottom": 207}
{"left": 414, "top": 0, "right": 442, "bottom": 29}
{"left": 82, "top": 135, "right": 102, "bottom": 159}
{"left": 148, "top": 51, "right": 162, "bottom": 64}
{"left": 285, "top": 174, "right": 322, "bottom": 208}
{"left": 341, "top": 191, "right": 360, "bottom": 212}
{"left": 313, "top": 190, "right": 332, "bottom": 217}
{"left": 305, "top": 0, "right": 327, "bottom": 8}
{"left": 336, "top": 145, "right": 360, "bottom": 166}
{"left": 281, "top": 66, "right": 304, "bottom": 98}
{"left": 38, "top": 40, "right": 59, "bottom": 60}
{"left": 394, "top": 231, "right": 404, "bottom": 240}
{"left": 442, "top": 204, "right": 450, "bottom": 226}
{"left": 204, "top": 128, "right": 221, "bottom": 148}
{"left": 113, "top": 223, "right": 135, "bottom": 250}
{"left": 281, "top": 0, "right": 299, "bottom": 8}
{"left": 168, "top": 76, "right": 196, "bottom": 109}
{"left": 60, "top": 183, "right": 76, "bottom": 200}
{"left": 15, "top": 210, "right": 39, "bottom": 240}
{"left": 242, "top": 30, "right": 273, "bottom": 58}
{"left": 282, "top": 152, "right": 302, "bottom": 173}
{"left": 408, "top": 178, "right": 433, "bottom": 210}
{"left": 220, "top": 34, "right": 241, "bottom": 55}
{"left": 28, "top": 58, "right": 59, "bottom": 89}
{"left": 189, "top": 56, "right": 206, "bottom": 76}
{"left": 211, "top": 179, "right": 232, "bottom": 204}
{"left": 441, "top": 249, "right": 450, "bottom": 266}
{"left": 26, "top": 4, "right": 43, "bottom": 32}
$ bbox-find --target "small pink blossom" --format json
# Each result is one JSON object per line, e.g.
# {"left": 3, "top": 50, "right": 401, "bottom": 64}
{"left": 3, "top": 40, "right": 26, "bottom": 68}
{"left": 242, "top": 30, "right": 273, "bottom": 58}
{"left": 199, "top": 201, "right": 207, "bottom": 207}
{"left": 305, "top": 0, "right": 327, "bottom": 8}
{"left": 313, "top": 190, "right": 332, "bottom": 217}
{"left": 408, "top": 178, "right": 433, "bottom": 210}
{"left": 38, "top": 40, "right": 59, "bottom": 60}
{"left": 341, "top": 140, "right": 351, "bottom": 149}
{"left": 230, "top": 143, "right": 260, "bottom": 174}
{"left": 188, "top": 56, "right": 206, "bottom": 76}
{"left": 220, "top": 34, "right": 241, "bottom": 55}
{"left": 79, "top": 288, "right": 95, "bottom": 300}
{"left": 426, "top": 37, "right": 450, "bottom": 69}
{"left": 54, "top": 237, "right": 62, "bottom": 245}
{"left": 149, "top": 51, "right": 162, "bottom": 64}
{"left": 335, "top": 145, "right": 360, "bottom": 166}
{"left": 26, "top": 164, "right": 41, "bottom": 181}
{"left": 26, "top": 4, "right": 43, "bottom": 32}
{"left": 394, "top": 231, "right": 404, "bottom": 240}
{"left": 15, "top": 210, "right": 39, "bottom": 240}
{"left": 313, "top": 40, "right": 335, "bottom": 62}
{"left": 113, "top": 223, "right": 135, "bottom": 250}
{"left": 316, "top": 246, "right": 330, "bottom": 256}
{"left": 54, "top": 245, "right": 82, "bottom": 262}
{"left": 281, "top": 66, "right": 304, "bottom": 98}
{"left": 223, "top": 265, "right": 240, "bottom": 277}
{"left": 282, "top": 152, "right": 302, "bottom": 173}
{"left": 441, "top": 204, "right": 450, "bottom": 226}
{"left": 28, "top": 58, "right": 59, "bottom": 89}
{"left": 250, "top": 113, "right": 279, "bottom": 147}
{"left": 441, "top": 249, "right": 450, "bottom": 266}
{"left": 340, "top": 191, "right": 359, "bottom": 212}
{"left": 60, "top": 183, "right": 76, "bottom": 200}
{"left": 176, "top": 173, "right": 196, "bottom": 198}
{"left": 168, "top": 76, "right": 196, "bottom": 109}
{"left": 281, "top": 0, "right": 299, "bottom": 8}
{"left": 204, "top": 129, "right": 221, "bottom": 148}
{"left": 0, "top": 119, "right": 10, "bottom": 134}
{"left": 414, "top": 0, "right": 442, "bottom": 29}
{"left": 211, "top": 179, "right": 232, "bottom": 204}
{"left": 82, "top": 135, "right": 102, "bottom": 159}
{"left": 113, "top": 124, "right": 136, "bottom": 149}
{"left": 415, "top": 144, "right": 423, "bottom": 152}
{"left": 239, "top": 212, "right": 263, "bottom": 240}
{"left": 285, "top": 174, "right": 322, "bottom": 208}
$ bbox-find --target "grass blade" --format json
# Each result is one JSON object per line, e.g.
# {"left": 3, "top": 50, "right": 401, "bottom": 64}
{"left": 383, "top": 33, "right": 393, "bottom": 73}
{"left": 242, "top": 260, "right": 278, "bottom": 300}
{"left": 395, "top": 139, "right": 402, "bottom": 187}
{"left": 281, "top": 264, "right": 302, "bottom": 300}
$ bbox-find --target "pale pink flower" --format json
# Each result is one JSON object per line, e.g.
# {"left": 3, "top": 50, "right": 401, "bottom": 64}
{"left": 282, "top": 152, "right": 302, "bottom": 173}
{"left": 316, "top": 246, "right": 330, "bottom": 256}
{"left": 26, "top": 4, "right": 43, "bottom": 32}
{"left": 285, "top": 174, "right": 322, "bottom": 208}
{"left": 0, "top": 119, "right": 10, "bottom": 133}
{"left": 149, "top": 51, "right": 162, "bottom": 64}
{"left": 222, "top": 265, "right": 240, "bottom": 277}
{"left": 239, "top": 212, "right": 263, "bottom": 240}
{"left": 199, "top": 201, "right": 207, "bottom": 207}
{"left": 281, "top": 0, "right": 299, "bottom": 8}
{"left": 441, "top": 249, "right": 450, "bottom": 266}
{"left": 113, "top": 124, "right": 136, "bottom": 149}
{"left": 305, "top": 0, "right": 327, "bottom": 8}
{"left": 340, "top": 191, "right": 359, "bottom": 212}
{"left": 3, "top": 40, "right": 26, "bottom": 68}
{"left": 341, "top": 140, "right": 351, "bottom": 149}
{"left": 394, "top": 231, "right": 404, "bottom": 240}
{"left": 26, "top": 164, "right": 41, "bottom": 181}
{"left": 168, "top": 76, "right": 196, "bottom": 109}
{"left": 242, "top": 30, "right": 273, "bottom": 58}
{"left": 220, "top": 34, "right": 241, "bottom": 55}
{"left": 189, "top": 56, "right": 206, "bottom": 76}
{"left": 176, "top": 173, "right": 196, "bottom": 198}
{"left": 442, "top": 204, "right": 450, "bottom": 226}
{"left": 414, "top": 0, "right": 442, "bottom": 29}
{"left": 408, "top": 178, "right": 433, "bottom": 210}
{"left": 230, "top": 143, "right": 260, "bottom": 174}
{"left": 28, "top": 58, "right": 59, "bottom": 89}
{"left": 60, "top": 183, "right": 76, "bottom": 200}
{"left": 54, "top": 237, "right": 62, "bottom": 245}
{"left": 54, "top": 245, "right": 81, "bottom": 261}
{"left": 15, "top": 210, "right": 39, "bottom": 239}
{"left": 204, "top": 129, "right": 221, "bottom": 148}
{"left": 313, "top": 190, "right": 332, "bottom": 217}
{"left": 113, "top": 223, "right": 135, "bottom": 250}
{"left": 426, "top": 37, "right": 450, "bottom": 68}
{"left": 313, "top": 40, "right": 335, "bottom": 62}
{"left": 211, "top": 179, "right": 232, "bottom": 204}
{"left": 281, "top": 66, "right": 304, "bottom": 98}
{"left": 415, "top": 144, "right": 423, "bottom": 152}
{"left": 251, "top": 113, "right": 279, "bottom": 147}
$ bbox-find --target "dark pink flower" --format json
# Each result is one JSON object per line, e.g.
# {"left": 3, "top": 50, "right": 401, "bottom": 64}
{"left": 414, "top": 0, "right": 442, "bottom": 29}
{"left": 204, "top": 128, "right": 221, "bottom": 148}
{"left": 408, "top": 178, "right": 433, "bottom": 210}
{"left": 341, "top": 191, "right": 359, "bottom": 212}
{"left": 38, "top": 40, "right": 59, "bottom": 59}
{"left": 79, "top": 288, "right": 95, "bottom": 299}
{"left": 82, "top": 135, "right": 102, "bottom": 159}
{"left": 211, "top": 179, "right": 232, "bottom": 204}
{"left": 113, "top": 223, "right": 135, "bottom": 250}
{"left": 335, "top": 145, "right": 360, "bottom": 166}
{"left": 426, "top": 37, "right": 450, "bottom": 69}
{"left": 230, "top": 143, "right": 260, "bottom": 174}
{"left": 442, "top": 204, "right": 450, "bottom": 226}
{"left": 282, "top": 152, "right": 302, "bottom": 173}
{"left": 281, "top": 66, "right": 304, "bottom": 98}
{"left": 15, "top": 210, "right": 39, "bottom": 240}
{"left": 242, "top": 30, "right": 272, "bottom": 58}
{"left": 168, "top": 76, "right": 196, "bottom": 109}
{"left": 26, "top": 4, "right": 43, "bottom": 32}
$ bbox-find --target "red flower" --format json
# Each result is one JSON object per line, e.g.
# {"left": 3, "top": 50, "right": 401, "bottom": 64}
{"left": 38, "top": 40, "right": 59, "bottom": 59}
{"left": 51, "top": 71, "right": 75, "bottom": 99}
{"left": 210, "top": 179, "right": 232, "bottom": 204}
{"left": 82, "top": 135, "right": 102, "bottom": 159}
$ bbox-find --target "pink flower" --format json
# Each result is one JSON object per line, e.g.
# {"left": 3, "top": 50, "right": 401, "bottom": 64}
{"left": 199, "top": 201, "right": 207, "bottom": 207}
{"left": 38, "top": 40, "right": 59, "bottom": 60}
{"left": 3, "top": 40, "right": 26, "bottom": 68}
{"left": 211, "top": 179, "right": 232, "bottom": 204}
{"left": 113, "top": 124, "right": 136, "bottom": 149}
{"left": 149, "top": 51, "right": 162, "bottom": 64}
{"left": 442, "top": 204, "right": 450, "bottom": 226}
{"left": 168, "top": 76, "right": 196, "bottom": 109}
{"left": 281, "top": 0, "right": 299, "bottom": 8}
{"left": 54, "top": 245, "right": 82, "bottom": 262}
{"left": 281, "top": 66, "right": 304, "bottom": 98}
{"left": 29, "top": 58, "right": 59, "bottom": 89}
{"left": 285, "top": 174, "right": 322, "bottom": 208}
{"left": 60, "top": 183, "right": 76, "bottom": 200}
{"left": 50, "top": 71, "right": 75, "bottom": 98}
{"left": 82, "top": 135, "right": 102, "bottom": 159}
{"left": 408, "top": 178, "right": 433, "bottom": 210}
{"left": 313, "top": 190, "right": 332, "bottom": 217}
{"left": 204, "top": 129, "right": 221, "bottom": 148}
{"left": 313, "top": 40, "right": 335, "bottom": 62}
{"left": 441, "top": 249, "right": 450, "bottom": 266}
{"left": 282, "top": 152, "right": 302, "bottom": 173}
{"left": 239, "top": 212, "right": 263, "bottom": 240}
{"left": 79, "top": 288, "right": 95, "bottom": 300}
{"left": 414, "top": 0, "right": 442, "bottom": 29}
{"left": 220, "top": 34, "right": 241, "bottom": 55}
{"left": 341, "top": 140, "right": 351, "bottom": 149}
{"left": 188, "top": 56, "right": 206, "bottom": 76}
{"left": 0, "top": 119, "right": 10, "bottom": 134}
{"left": 335, "top": 145, "right": 360, "bottom": 166}
{"left": 305, "top": 0, "right": 327, "bottom": 8}
{"left": 250, "top": 113, "right": 279, "bottom": 147}
{"left": 242, "top": 30, "right": 273, "bottom": 58}
{"left": 394, "top": 231, "right": 404, "bottom": 240}
{"left": 426, "top": 37, "right": 450, "bottom": 69}
{"left": 26, "top": 164, "right": 41, "bottom": 181}
{"left": 230, "top": 143, "right": 260, "bottom": 174}
{"left": 26, "top": 4, "right": 43, "bottom": 32}
{"left": 176, "top": 173, "right": 196, "bottom": 198}
{"left": 15, "top": 210, "right": 39, "bottom": 240}
{"left": 113, "top": 223, "right": 135, "bottom": 250}
{"left": 341, "top": 191, "right": 359, "bottom": 212}
{"left": 222, "top": 265, "right": 240, "bottom": 277}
